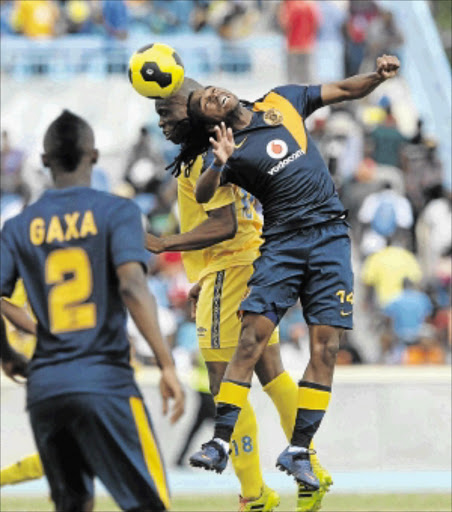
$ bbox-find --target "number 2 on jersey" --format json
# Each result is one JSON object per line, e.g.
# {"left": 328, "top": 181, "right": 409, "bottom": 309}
{"left": 45, "top": 248, "right": 96, "bottom": 333}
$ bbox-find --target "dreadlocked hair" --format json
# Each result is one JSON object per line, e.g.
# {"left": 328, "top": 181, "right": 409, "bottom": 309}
{"left": 165, "top": 118, "right": 212, "bottom": 178}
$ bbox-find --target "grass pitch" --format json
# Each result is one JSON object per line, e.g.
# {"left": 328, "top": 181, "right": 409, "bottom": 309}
{"left": 1, "top": 493, "right": 451, "bottom": 511}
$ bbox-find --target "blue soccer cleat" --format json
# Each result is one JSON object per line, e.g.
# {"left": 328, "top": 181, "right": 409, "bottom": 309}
{"left": 189, "top": 440, "right": 229, "bottom": 474}
{"left": 276, "top": 446, "right": 320, "bottom": 490}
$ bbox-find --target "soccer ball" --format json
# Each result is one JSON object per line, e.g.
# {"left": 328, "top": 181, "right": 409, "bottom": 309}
{"left": 128, "top": 43, "right": 185, "bottom": 99}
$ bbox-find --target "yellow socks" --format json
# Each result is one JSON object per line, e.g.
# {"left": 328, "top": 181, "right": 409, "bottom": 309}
{"left": 0, "top": 453, "right": 43, "bottom": 486}
{"left": 230, "top": 399, "right": 264, "bottom": 500}
{"left": 263, "top": 371, "right": 298, "bottom": 440}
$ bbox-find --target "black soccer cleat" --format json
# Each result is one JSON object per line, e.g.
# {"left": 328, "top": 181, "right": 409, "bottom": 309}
{"left": 189, "top": 440, "right": 229, "bottom": 474}
{"left": 276, "top": 446, "right": 320, "bottom": 490}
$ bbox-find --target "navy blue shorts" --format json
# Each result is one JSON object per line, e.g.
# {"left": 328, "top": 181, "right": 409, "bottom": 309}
{"left": 241, "top": 221, "right": 354, "bottom": 329}
{"left": 29, "top": 393, "right": 170, "bottom": 512}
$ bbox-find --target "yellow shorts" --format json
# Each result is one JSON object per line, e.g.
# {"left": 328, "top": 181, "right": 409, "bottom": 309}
{"left": 196, "top": 265, "right": 279, "bottom": 361}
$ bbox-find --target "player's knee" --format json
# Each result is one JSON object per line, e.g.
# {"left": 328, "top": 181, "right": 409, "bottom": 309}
{"left": 237, "top": 331, "right": 261, "bottom": 363}
{"left": 311, "top": 327, "right": 342, "bottom": 367}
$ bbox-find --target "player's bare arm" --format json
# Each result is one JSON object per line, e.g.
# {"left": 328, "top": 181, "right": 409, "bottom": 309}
{"left": 146, "top": 203, "right": 237, "bottom": 253}
{"left": 0, "top": 316, "right": 29, "bottom": 383}
{"left": 196, "top": 122, "right": 235, "bottom": 204}
{"left": 0, "top": 298, "right": 37, "bottom": 335}
{"left": 321, "top": 54, "right": 400, "bottom": 105}
{"left": 116, "top": 261, "right": 185, "bottom": 423}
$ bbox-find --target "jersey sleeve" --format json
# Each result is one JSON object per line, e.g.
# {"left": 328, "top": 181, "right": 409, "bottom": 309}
{"left": 108, "top": 198, "right": 149, "bottom": 271}
{"left": 197, "top": 152, "right": 235, "bottom": 211}
{"left": 272, "top": 84, "right": 323, "bottom": 118}
{"left": 0, "top": 221, "right": 19, "bottom": 298}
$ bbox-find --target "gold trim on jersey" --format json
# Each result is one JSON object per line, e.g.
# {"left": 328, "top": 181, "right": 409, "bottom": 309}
{"left": 253, "top": 92, "right": 308, "bottom": 153}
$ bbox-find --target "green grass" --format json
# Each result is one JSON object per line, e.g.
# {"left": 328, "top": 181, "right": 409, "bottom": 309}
{"left": 1, "top": 493, "right": 451, "bottom": 512}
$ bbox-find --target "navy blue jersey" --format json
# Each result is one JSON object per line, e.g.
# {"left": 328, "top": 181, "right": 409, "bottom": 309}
{"left": 205, "top": 85, "right": 346, "bottom": 236}
{"left": 0, "top": 186, "right": 149, "bottom": 407}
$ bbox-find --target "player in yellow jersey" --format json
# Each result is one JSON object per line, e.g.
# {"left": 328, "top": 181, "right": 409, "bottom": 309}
{"left": 146, "top": 77, "right": 331, "bottom": 512}
{"left": 1, "top": 285, "right": 43, "bottom": 487}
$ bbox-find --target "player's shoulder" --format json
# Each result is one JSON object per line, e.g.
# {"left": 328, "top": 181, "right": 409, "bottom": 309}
{"left": 180, "top": 154, "right": 204, "bottom": 181}
{"left": 95, "top": 190, "right": 142, "bottom": 219}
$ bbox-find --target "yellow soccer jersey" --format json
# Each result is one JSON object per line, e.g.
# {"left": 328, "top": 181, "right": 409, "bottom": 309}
{"left": 2, "top": 279, "right": 36, "bottom": 359}
{"left": 178, "top": 156, "right": 263, "bottom": 283}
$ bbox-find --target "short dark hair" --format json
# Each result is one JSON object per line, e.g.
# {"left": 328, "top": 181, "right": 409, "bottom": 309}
{"left": 44, "top": 110, "right": 94, "bottom": 172}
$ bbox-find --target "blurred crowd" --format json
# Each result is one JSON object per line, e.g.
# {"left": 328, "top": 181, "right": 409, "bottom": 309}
{"left": 1, "top": 0, "right": 451, "bottom": 371}
{"left": 0, "top": 0, "right": 270, "bottom": 40}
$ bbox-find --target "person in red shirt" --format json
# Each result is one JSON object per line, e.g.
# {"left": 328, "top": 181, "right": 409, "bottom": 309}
{"left": 279, "top": 0, "right": 321, "bottom": 83}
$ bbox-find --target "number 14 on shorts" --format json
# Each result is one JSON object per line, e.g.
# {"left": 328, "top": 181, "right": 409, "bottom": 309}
{"left": 336, "top": 289, "right": 353, "bottom": 317}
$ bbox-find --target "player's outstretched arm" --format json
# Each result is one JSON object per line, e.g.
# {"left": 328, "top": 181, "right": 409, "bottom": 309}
{"left": 0, "top": 299, "right": 36, "bottom": 335}
{"left": 0, "top": 316, "right": 29, "bottom": 383}
{"left": 321, "top": 54, "right": 400, "bottom": 106}
{"left": 117, "top": 262, "right": 185, "bottom": 423}
{"left": 146, "top": 204, "right": 237, "bottom": 253}
{"left": 195, "top": 122, "right": 235, "bottom": 204}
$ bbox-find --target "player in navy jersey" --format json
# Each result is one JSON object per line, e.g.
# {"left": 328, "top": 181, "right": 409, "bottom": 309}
{"left": 0, "top": 110, "right": 184, "bottom": 512}
{"left": 185, "top": 55, "right": 400, "bottom": 490}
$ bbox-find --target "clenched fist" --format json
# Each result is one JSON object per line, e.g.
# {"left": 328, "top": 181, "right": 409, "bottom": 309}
{"left": 376, "top": 54, "right": 400, "bottom": 80}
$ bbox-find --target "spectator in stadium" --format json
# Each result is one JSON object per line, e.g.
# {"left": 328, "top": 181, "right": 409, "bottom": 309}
{"left": 185, "top": 54, "right": 400, "bottom": 491}
{"left": 383, "top": 278, "right": 433, "bottom": 346}
{"left": 124, "top": 126, "right": 166, "bottom": 194}
{"left": 0, "top": 0, "right": 15, "bottom": 35}
{"left": 146, "top": 77, "right": 332, "bottom": 512}
{"left": 401, "top": 138, "right": 444, "bottom": 216}
{"left": 342, "top": 0, "right": 379, "bottom": 77}
{"left": 357, "top": 181, "right": 414, "bottom": 255}
{"left": 100, "top": 0, "right": 128, "bottom": 40}
{"left": 147, "top": 0, "right": 194, "bottom": 35}
{"left": 369, "top": 95, "right": 407, "bottom": 169}
{"left": 1, "top": 130, "right": 26, "bottom": 197}
{"left": 415, "top": 186, "right": 452, "bottom": 278}
{"left": 0, "top": 110, "right": 184, "bottom": 512}
{"left": 362, "top": 239, "right": 423, "bottom": 309}
{"left": 63, "top": 0, "right": 94, "bottom": 35}
{"left": 10, "top": 0, "right": 60, "bottom": 38}
{"left": 279, "top": 0, "right": 321, "bottom": 83}
{"left": 364, "top": 9, "right": 403, "bottom": 71}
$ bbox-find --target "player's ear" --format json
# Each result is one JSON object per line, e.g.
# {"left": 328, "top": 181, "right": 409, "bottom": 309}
{"left": 41, "top": 153, "right": 49, "bottom": 167}
{"left": 91, "top": 149, "right": 99, "bottom": 164}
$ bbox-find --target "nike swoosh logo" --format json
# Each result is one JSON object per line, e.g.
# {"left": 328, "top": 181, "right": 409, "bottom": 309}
{"left": 234, "top": 136, "right": 248, "bottom": 149}
{"left": 340, "top": 310, "right": 353, "bottom": 317}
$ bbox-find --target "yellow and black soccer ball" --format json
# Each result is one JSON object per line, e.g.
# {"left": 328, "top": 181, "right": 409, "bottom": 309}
{"left": 128, "top": 43, "right": 184, "bottom": 99}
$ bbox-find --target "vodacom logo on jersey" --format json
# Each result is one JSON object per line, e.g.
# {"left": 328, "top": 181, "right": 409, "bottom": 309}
{"left": 266, "top": 139, "right": 288, "bottom": 159}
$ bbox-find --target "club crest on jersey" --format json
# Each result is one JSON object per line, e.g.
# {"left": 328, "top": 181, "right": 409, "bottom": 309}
{"left": 266, "top": 139, "right": 288, "bottom": 159}
{"left": 263, "top": 108, "right": 283, "bottom": 126}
